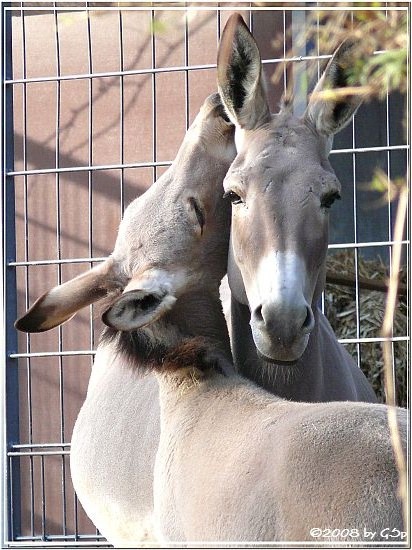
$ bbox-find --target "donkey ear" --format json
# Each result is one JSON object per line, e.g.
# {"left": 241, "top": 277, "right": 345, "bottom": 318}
{"left": 217, "top": 13, "right": 270, "bottom": 130}
{"left": 15, "top": 259, "right": 115, "bottom": 333}
{"left": 304, "top": 40, "right": 364, "bottom": 137}
{"left": 102, "top": 276, "right": 177, "bottom": 331}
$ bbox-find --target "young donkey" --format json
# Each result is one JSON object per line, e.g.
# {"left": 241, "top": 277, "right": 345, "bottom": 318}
{"left": 217, "top": 14, "right": 376, "bottom": 402}
{"left": 16, "top": 100, "right": 406, "bottom": 542}
{"left": 15, "top": 93, "right": 236, "bottom": 545}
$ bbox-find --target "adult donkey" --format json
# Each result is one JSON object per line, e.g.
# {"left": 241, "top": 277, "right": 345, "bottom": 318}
{"left": 217, "top": 14, "right": 376, "bottom": 402}
{"left": 15, "top": 94, "right": 236, "bottom": 546}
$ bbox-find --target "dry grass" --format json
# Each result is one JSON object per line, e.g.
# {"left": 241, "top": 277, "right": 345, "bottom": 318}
{"left": 325, "top": 250, "right": 407, "bottom": 407}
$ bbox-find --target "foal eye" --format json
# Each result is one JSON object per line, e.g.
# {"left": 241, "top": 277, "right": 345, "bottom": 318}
{"left": 223, "top": 190, "right": 244, "bottom": 205}
{"left": 321, "top": 191, "right": 341, "bottom": 209}
{"left": 187, "top": 197, "right": 205, "bottom": 233}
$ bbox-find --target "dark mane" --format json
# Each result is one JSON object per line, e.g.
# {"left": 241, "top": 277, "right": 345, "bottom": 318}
{"left": 100, "top": 327, "right": 229, "bottom": 376}
{"left": 162, "top": 338, "right": 221, "bottom": 372}
{"left": 100, "top": 326, "right": 169, "bottom": 369}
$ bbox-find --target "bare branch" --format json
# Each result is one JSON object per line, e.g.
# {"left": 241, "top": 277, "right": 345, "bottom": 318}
{"left": 381, "top": 184, "right": 409, "bottom": 533}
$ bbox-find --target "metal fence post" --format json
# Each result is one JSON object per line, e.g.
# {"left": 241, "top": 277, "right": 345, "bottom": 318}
{"left": 3, "top": 3, "right": 22, "bottom": 542}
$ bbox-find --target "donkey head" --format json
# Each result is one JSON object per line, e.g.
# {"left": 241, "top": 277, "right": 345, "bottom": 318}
{"left": 218, "top": 14, "right": 364, "bottom": 363}
{"left": 15, "top": 93, "right": 235, "bottom": 334}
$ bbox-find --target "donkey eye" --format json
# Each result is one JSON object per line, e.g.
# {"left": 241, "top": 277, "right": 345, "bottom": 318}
{"left": 221, "top": 111, "right": 231, "bottom": 123}
{"left": 321, "top": 191, "right": 341, "bottom": 209}
{"left": 223, "top": 190, "right": 244, "bottom": 205}
{"left": 187, "top": 197, "right": 205, "bottom": 233}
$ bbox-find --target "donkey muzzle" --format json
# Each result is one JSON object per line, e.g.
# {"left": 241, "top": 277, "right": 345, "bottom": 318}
{"left": 250, "top": 298, "right": 315, "bottom": 362}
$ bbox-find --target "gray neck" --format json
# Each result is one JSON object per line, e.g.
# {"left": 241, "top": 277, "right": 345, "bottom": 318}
{"left": 230, "top": 295, "right": 377, "bottom": 403}
{"left": 155, "top": 290, "right": 235, "bottom": 406}
{"left": 167, "top": 289, "right": 232, "bottom": 360}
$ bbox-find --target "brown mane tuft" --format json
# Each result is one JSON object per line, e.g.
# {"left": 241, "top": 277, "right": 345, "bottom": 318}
{"left": 161, "top": 337, "right": 214, "bottom": 372}
{"left": 100, "top": 326, "right": 227, "bottom": 377}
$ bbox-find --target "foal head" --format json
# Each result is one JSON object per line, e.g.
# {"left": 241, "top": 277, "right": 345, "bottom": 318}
{"left": 15, "top": 93, "right": 235, "bottom": 335}
{"left": 218, "top": 14, "right": 364, "bottom": 363}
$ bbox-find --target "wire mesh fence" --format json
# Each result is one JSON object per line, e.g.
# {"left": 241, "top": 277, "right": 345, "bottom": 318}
{"left": 2, "top": 3, "right": 409, "bottom": 546}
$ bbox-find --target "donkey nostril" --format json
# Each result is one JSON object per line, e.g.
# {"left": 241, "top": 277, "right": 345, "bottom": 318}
{"left": 253, "top": 305, "right": 264, "bottom": 323}
{"left": 301, "top": 306, "right": 314, "bottom": 332}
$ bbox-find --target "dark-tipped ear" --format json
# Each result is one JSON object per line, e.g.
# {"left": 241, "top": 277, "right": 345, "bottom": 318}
{"left": 15, "top": 259, "right": 115, "bottom": 333}
{"left": 304, "top": 40, "right": 366, "bottom": 137}
{"left": 217, "top": 13, "right": 270, "bottom": 130}
{"left": 102, "top": 278, "right": 176, "bottom": 332}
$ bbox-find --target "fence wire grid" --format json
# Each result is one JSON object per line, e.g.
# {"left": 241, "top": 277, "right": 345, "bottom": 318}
{"left": 2, "top": 3, "right": 410, "bottom": 547}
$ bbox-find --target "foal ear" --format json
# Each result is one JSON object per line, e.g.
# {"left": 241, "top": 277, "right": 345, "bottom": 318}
{"left": 15, "top": 259, "right": 115, "bottom": 333}
{"left": 304, "top": 40, "right": 365, "bottom": 137}
{"left": 102, "top": 276, "right": 177, "bottom": 331}
{"left": 217, "top": 13, "right": 270, "bottom": 130}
